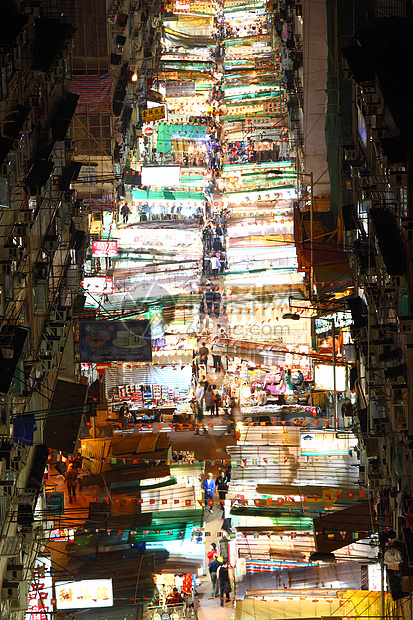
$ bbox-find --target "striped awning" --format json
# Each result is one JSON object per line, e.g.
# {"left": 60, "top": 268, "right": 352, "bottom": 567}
{"left": 69, "top": 73, "right": 113, "bottom": 114}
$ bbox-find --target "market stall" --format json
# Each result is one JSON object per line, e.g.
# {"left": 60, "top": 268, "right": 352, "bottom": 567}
{"left": 103, "top": 363, "right": 193, "bottom": 423}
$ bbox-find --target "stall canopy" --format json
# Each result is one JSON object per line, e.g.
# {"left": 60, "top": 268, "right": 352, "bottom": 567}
{"left": 313, "top": 501, "right": 374, "bottom": 553}
{"left": 156, "top": 123, "right": 208, "bottom": 153}
{"left": 104, "top": 365, "right": 192, "bottom": 399}
{"left": 237, "top": 560, "right": 362, "bottom": 591}
{"left": 44, "top": 378, "right": 88, "bottom": 454}
{"left": 235, "top": 594, "right": 342, "bottom": 620}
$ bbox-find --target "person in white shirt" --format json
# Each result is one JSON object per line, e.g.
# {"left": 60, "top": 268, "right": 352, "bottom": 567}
{"left": 210, "top": 255, "right": 220, "bottom": 278}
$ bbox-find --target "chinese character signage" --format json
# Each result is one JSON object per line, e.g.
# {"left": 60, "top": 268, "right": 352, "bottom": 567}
{"left": 141, "top": 106, "right": 166, "bottom": 123}
{"left": 79, "top": 320, "right": 152, "bottom": 363}
{"left": 91, "top": 241, "right": 118, "bottom": 257}
{"left": 300, "top": 431, "right": 350, "bottom": 456}
{"left": 45, "top": 492, "right": 65, "bottom": 515}
{"left": 26, "top": 557, "right": 53, "bottom": 620}
{"left": 55, "top": 579, "right": 113, "bottom": 609}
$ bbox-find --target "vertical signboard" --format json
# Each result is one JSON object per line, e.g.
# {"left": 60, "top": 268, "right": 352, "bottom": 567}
{"left": 25, "top": 557, "right": 53, "bottom": 620}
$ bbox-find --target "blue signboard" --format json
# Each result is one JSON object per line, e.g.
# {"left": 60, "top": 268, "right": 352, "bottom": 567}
{"left": 79, "top": 320, "right": 152, "bottom": 363}
{"left": 46, "top": 492, "right": 65, "bottom": 515}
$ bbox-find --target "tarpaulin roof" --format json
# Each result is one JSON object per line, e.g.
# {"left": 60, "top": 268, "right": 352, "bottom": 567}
{"left": 313, "top": 501, "right": 375, "bottom": 553}
{"left": 44, "top": 379, "right": 87, "bottom": 455}
{"left": 235, "top": 595, "right": 342, "bottom": 620}
{"left": 238, "top": 560, "right": 362, "bottom": 591}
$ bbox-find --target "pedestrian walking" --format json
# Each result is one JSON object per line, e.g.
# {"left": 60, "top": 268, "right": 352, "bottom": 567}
{"left": 211, "top": 255, "right": 220, "bottom": 279}
{"left": 207, "top": 542, "right": 218, "bottom": 564}
{"left": 205, "top": 289, "right": 214, "bottom": 314}
{"left": 198, "top": 342, "right": 210, "bottom": 367}
{"left": 211, "top": 342, "right": 222, "bottom": 372}
{"left": 216, "top": 470, "right": 229, "bottom": 511}
{"left": 64, "top": 462, "right": 79, "bottom": 503}
{"left": 213, "top": 289, "right": 221, "bottom": 316}
{"left": 213, "top": 237, "right": 223, "bottom": 252}
{"left": 195, "top": 382, "right": 207, "bottom": 434}
{"left": 213, "top": 384, "right": 221, "bottom": 415}
{"left": 205, "top": 384, "right": 214, "bottom": 416}
{"left": 209, "top": 556, "right": 222, "bottom": 597}
{"left": 217, "top": 559, "right": 232, "bottom": 606}
{"left": 120, "top": 203, "right": 131, "bottom": 225}
{"left": 216, "top": 224, "right": 224, "bottom": 244}
{"left": 202, "top": 472, "right": 216, "bottom": 513}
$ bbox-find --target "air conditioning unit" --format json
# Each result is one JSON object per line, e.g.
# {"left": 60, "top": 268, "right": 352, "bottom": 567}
{"left": 1, "top": 581, "right": 20, "bottom": 600}
{"left": 44, "top": 234, "right": 60, "bottom": 253}
{"left": 344, "top": 148, "right": 358, "bottom": 162}
{"left": 5, "top": 564, "right": 24, "bottom": 581}
{"left": 1, "top": 245, "right": 20, "bottom": 261}
{"left": 47, "top": 323, "right": 66, "bottom": 338}
{"left": 0, "top": 480, "right": 14, "bottom": 496}
{"left": 35, "top": 358, "right": 55, "bottom": 372}
{"left": 39, "top": 128, "right": 52, "bottom": 145}
{"left": 0, "top": 260, "right": 13, "bottom": 275}
{"left": 71, "top": 200, "right": 82, "bottom": 217}
{"left": 14, "top": 223, "right": 29, "bottom": 238}
{"left": 1, "top": 163, "right": 11, "bottom": 176}
{"left": 41, "top": 337, "right": 61, "bottom": 354}
{"left": 19, "top": 209, "right": 35, "bottom": 223}
{"left": 400, "top": 218, "right": 413, "bottom": 242}
{"left": 28, "top": 95, "right": 41, "bottom": 107}
{"left": 10, "top": 447, "right": 26, "bottom": 470}
{"left": 49, "top": 307, "right": 71, "bottom": 323}
{"left": 364, "top": 93, "right": 381, "bottom": 106}
{"left": 389, "top": 172, "right": 407, "bottom": 188}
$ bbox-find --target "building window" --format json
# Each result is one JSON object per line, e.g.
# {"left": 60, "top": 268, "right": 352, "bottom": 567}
{"left": 82, "top": 167, "right": 97, "bottom": 185}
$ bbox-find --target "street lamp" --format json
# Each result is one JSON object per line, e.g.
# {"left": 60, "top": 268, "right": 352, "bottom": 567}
{"left": 283, "top": 311, "right": 338, "bottom": 428}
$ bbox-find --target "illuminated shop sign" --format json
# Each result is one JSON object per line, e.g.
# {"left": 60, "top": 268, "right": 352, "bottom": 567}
{"left": 55, "top": 579, "right": 113, "bottom": 609}
{"left": 141, "top": 165, "right": 181, "bottom": 187}
{"left": 91, "top": 241, "right": 118, "bottom": 257}
{"left": 25, "top": 557, "right": 53, "bottom": 620}
{"left": 300, "top": 431, "right": 350, "bottom": 456}
{"left": 313, "top": 364, "right": 346, "bottom": 391}
{"left": 141, "top": 106, "right": 166, "bottom": 123}
{"left": 79, "top": 320, "right": 152, "bottom": 363}
{"left": 314, "top": 312, "right": 353, "bottom": 334}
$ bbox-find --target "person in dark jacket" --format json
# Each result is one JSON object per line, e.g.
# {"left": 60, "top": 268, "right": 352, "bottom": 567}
{"left": 217, "top": 559, "right": 232, "bottom": 606}
{"left": 118, "top": 401, "right": 130, "bottom": 429}
{"left": 205, "top": 290, "right": 214, "bottom": 314}
{"left": 209, "top": 556, "right": 222, "bottom": 597}
{"left": 213, "top": 237, "right": 223, "bottom": 252}
{"left": 198, "top": 342, "right": 209, "bottom": 366}
{"left": 215, "top": 470, "right": 229, "bottom": 511}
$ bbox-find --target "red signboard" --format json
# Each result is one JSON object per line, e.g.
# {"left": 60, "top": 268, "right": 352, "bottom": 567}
{"left": 91, "top": 241, "right": 118, "bottom": 257}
